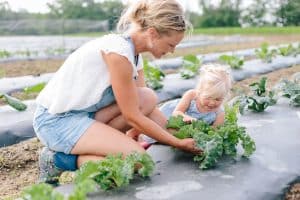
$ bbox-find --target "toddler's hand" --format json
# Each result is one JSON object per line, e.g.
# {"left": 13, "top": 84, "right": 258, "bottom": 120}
{"left": 183, "top": 115, "right": 197, "bottom": 123}
{"left": 177, "top": 138, "right": 202, "bottom": 154}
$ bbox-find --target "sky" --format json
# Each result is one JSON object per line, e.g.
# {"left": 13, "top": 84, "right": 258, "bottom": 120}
{"left": 5, "top": 0, "right": 201, "bottom": 13}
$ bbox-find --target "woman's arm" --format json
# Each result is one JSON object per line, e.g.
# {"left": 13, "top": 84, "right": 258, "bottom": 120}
{"left": 173, "top": 90, "right": 197, "bottom": 122}
{"left": 103, "top": 53, "right": 200, "bottom": 153}
{"left": 135, "top": 69, "right": 146, "bottom": 87}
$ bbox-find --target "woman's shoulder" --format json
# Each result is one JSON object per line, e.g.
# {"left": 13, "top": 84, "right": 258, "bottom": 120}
{"left": 81, "top": 34, "right": 129, "bottom": 49}
{"left": 101, "top": 33, "right": 128, "bottom": 44}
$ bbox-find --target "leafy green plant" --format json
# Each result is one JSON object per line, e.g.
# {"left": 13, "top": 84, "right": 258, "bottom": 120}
{"left": 167, "top": 105, "right": 256, "bottom": 169}
{"left": 21, "top": 183, "right": 64, "bottom": 200}
{"left": 24, "top": 83, "right": 46, "bottom": 94}
{"left": 0, "top": 49, "right": 11, "bottom": 58}
{"left": 179, "top": 54, "right": 201, "bottom": 79}
{"left": 15, "top": 49, "right": 38, "bottom": 58}
{"left": 45, "top": 47, "right": 68, "bottom": 56}
{"left": 143, "top": 59, "right": 165, "bottom": 90}
{"left": 255, "top": 43, "right": 277, "bottom": 63}
{"left": 232, "top": 77, "right": 277, "bottom": 113}
{"left": 21, "top": 152, "right": 154, "bottom": 199}
{"left": 275, "top": 74, "right": 300, "bottom": 107}
{"left": 0, "top": 92, "right": 27, "bottom": 111}
{"left": 277, "top": 44, "right": 295, "bottom": 56}
{"left": 219, "top": 55, "right": 244, "bottom": 69}
{"left": 75, "top": 152, "right": 154, "bottom": 191}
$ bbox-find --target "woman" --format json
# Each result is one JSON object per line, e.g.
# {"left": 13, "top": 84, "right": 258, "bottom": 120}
{"left": 33, "top": 0, "right": 202, "bottom": 184}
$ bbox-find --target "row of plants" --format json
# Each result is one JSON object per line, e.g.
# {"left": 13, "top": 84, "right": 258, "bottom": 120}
{"left": 143, "top": 45, "right": 300, "bottom": 91}
{"left": 0, "top": 47, "right": 72, "bottom": 59}
{"left": 2, "top": 73, "right": 299, "bottom": 113}
{"left": 231, "top": 77, "right": 277, "bottom": 113}
{"left": 218, "top": 42, "right": 300, "bottom": 69}
{"left": 21, "top": 152, "right": 154, "bottom": 200}
{"left": 231, "top": 73, "right": 300, "bottom": 113}
{"left": 255, "top": 42, "right": 300, "bottom": 63}
{"left": 0, "top": 48, "right": 300, "bottom": 112}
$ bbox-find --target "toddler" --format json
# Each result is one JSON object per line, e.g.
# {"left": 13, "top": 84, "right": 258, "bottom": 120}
{"left": 173, "top": 64, "right": 232, "bottom": 126}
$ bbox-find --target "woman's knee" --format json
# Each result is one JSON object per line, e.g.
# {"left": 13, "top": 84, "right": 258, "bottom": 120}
{"left": 138, "top": 87, "right": 158, "bottom": 114}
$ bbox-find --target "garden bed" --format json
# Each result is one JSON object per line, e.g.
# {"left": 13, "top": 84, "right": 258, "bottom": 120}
{"left": 1, "top": 63, "right": 300, "bottom": 199}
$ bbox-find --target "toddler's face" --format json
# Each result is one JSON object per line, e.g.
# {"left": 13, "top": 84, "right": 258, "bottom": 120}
{"left": 197, "top": 95, "right": 224, "bottom": 112}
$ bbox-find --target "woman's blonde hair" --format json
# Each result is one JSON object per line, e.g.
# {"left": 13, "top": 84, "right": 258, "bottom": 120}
{"left": 196, "top": 64, "right": 233, "bottom": 99}
{"left": 117, "top": 0, "right": 191, "bottom": 35}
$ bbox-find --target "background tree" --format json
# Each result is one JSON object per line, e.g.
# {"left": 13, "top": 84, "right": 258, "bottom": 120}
{"left": 198, "top": 0, "right": 242, "bottom": 27}
{"left": 240, "top": 0, "right": 269, "bottom": 26}
{"left": 101, "top": 0, "right": 124, "bottom": 30}
{"left": 276, "top": 0, "right": 300, "bottom": 26}
{"left": 47, "top": 0, "right": 124, "bottom": 30}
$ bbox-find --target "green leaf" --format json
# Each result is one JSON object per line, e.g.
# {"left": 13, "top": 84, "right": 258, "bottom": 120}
{"left": 179, "top": 54, "right": 201, "bottom": 79}
{"left": 174, "top": 124, "right": 196, "bottom": 139}
{"left": 224, "top": 104, "right": 239, "bottom": 124}
{"left": 219, "top": 55, "right": 244, "bottom": 69}
{"left": 126, "top": 152, "right": 155, "bottom": 177}
{"left": 21, "top": 183, "right": 64, "bottom": 200}
{"left": 166, "top": 116, "right": 187, "bottom": 129}
{"left": 249, "top": 77, "right": 267, "bottom": 96}
{"left": 239, "top": 134, "right": 256, "bottom": 157}
{"left": 2, "top": 94, "right": 27, "bottom": 111}
{"left": 143, "top": 59, "right": 165, "bottom": 90}
{"left": 24, "top": 82, "right": 46, "bottom": 94}
{"left": 193, "top": 132, "right": 223, "bottom": 169}
{"left": 68, "top": 179, "right": 97, "bottom": 200}
{"left": 255, "top": 42, "right": 277, "bottom": 63}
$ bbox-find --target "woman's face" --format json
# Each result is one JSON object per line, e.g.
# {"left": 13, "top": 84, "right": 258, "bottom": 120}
{"left": 149, "top": 30, "right": 184, "bottom": 58}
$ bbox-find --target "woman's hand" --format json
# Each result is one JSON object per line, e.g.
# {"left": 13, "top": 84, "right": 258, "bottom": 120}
{"left": 176, "top": 138, "right": 202, "bottom": 154}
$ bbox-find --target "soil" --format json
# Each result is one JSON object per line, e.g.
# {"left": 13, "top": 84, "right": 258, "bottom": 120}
{"left": 1, "top": 40, "right": 300, "bottom": 199}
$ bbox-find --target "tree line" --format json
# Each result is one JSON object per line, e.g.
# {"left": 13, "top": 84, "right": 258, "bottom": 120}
{"left": 0, "top": 0, "right": 298, "bottom": 35}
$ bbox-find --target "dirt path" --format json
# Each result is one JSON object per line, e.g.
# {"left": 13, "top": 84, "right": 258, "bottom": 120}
{"left": 0, "top": 59, "right": 300, "bottom": 199}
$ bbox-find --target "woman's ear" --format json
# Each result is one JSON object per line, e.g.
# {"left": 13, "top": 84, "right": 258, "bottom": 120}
{"left": 147, "top": 27, "right": 160, "bottom": 39}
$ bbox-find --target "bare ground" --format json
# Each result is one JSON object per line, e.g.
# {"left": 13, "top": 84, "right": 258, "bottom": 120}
{"left": 0, "top": 57, "right": 300, "bottom": 199}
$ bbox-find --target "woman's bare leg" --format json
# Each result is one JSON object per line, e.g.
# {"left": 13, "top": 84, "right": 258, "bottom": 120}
{"left": 70, "top": 87, "right": 157, "bottom": 162}
{"left": 94, "top": 87, "right": 157, "bottom": 132}
{"left": 71, "top": 121, "right": 145, "bottom": 156}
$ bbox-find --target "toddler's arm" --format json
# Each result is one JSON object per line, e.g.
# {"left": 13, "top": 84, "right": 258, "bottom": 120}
{"left": 212, "top": 110, "right": 225, "bottom": 127}
{"left": 173, "top": 89, "right": 197, "bottom": 123}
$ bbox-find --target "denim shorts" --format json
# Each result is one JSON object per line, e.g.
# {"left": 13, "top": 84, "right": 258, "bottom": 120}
{"left": 33, "top": 86, "right": 115, "bottom": 154}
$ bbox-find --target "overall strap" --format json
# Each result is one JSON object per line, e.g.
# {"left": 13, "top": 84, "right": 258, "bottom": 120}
{"left": 122, "top": 35, "right": 139, "bottom": 66}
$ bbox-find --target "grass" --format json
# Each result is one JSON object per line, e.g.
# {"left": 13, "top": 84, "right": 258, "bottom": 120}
{"left": 193, "top": 26, "right": 300, "bottom": 35}
{"left": 65, "top": 26, "right": 300, "bottom": 37}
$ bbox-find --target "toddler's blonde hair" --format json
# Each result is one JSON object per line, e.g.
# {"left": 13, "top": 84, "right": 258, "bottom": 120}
{"left": 196, "top": 64, "right": 233, "bottom": 99}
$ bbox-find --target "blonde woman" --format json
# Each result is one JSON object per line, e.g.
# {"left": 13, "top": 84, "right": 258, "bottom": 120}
{"left": 173, "top": 64, "right": 232, "bottom": 126}
{"left": 33, "top": 0, "right": 202, "bottom": 184}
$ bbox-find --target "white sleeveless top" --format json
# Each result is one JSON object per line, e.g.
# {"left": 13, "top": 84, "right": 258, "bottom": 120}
{"left": 36, "top": 34, "right": 143, "bottom": 114}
